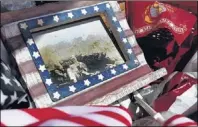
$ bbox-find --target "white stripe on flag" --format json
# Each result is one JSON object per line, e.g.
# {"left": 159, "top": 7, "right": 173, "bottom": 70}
{"left": 168, "top": 84, "right": 197, "bottom": 114}
{"left": 168, "top": 117, "right": 195, "bottom": 126}
{"left": 80, "top": 113, "right": 126, "bottom": 126}
{"left": 39, "top": 119, "right": 83, "bottom": 126}
{"left": 1, "top": 110, "right": 38, "bottom": 126}
{"left": 54, "top": 106, "right": 132, "bottom": 125}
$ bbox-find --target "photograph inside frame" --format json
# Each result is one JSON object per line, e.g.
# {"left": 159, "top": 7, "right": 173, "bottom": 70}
{"left": 32, "top": 15, "right": 126, "bottom": 87}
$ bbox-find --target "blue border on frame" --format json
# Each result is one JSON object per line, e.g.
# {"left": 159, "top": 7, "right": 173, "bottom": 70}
{"left": 18, "top": 2, "right": 139, "bottom": 102}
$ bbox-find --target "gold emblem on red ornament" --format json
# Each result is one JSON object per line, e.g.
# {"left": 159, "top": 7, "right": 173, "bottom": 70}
{"left": 144, "top": 2, "right": 167, "bottom": 24}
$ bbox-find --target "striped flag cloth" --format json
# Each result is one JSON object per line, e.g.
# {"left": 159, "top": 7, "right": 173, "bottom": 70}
{"left": 163, "top": 114, "right": 197, "bottom": 127}
{"left": 0, "top": 106, "right": 133, "bottom": 126}
{"left": 153, "top": 72, "right": 197, "bottom": 115}
{"left": 1, "top": 106, "right": 197, "bottom": 126}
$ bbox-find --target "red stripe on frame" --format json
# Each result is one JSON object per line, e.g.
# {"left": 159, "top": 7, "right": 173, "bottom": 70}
{"left": 132, "top": 45, "right": 142, "bottom": 56}
{"left": 124, "top": 29, "right": 134, "bottom": 37}
{"left": 115, "top": 12, "right": 126, "bottom": 20}
{"left": 29, "top": 82, "right": 47, "bottom": 98}
{"left": 19, "top": 60, "right": 38, "bottom": 75}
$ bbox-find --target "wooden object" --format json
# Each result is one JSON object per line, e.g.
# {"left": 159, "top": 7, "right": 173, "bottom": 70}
{"left": 1, "top": 1, "right": 167, "bottom": 107}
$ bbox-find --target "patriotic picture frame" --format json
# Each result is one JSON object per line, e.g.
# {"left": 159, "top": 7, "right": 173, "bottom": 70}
{"left": 18, "top": 2, "right": 139, "bottom": 102}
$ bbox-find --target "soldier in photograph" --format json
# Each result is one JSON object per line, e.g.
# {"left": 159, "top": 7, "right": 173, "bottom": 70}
{"left": 67, "top": 55, "right": 89, "bottom": 83}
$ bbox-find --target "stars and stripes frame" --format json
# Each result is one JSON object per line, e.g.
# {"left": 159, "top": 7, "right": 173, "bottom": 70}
{"left": 18, "top": 2, "right": 139, "bottom": 102}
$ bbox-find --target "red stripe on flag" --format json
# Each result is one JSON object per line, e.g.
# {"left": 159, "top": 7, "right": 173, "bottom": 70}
{"left": 23, "top": 108, "right": 106, "bottom": 126}
{"left": 95, "top": 111, "right": 132, "bottom": 126}
{"left": 92, "top": 105, "right": 133, "bottom": 120}
{"left": 119, "top": 106, "right": 133, "bottom": 120}
{"left": 0, "top": 122, "right": 6, "bottom": 127}
{"left": 163, "top": 115, "right": 183, "bottom": 126}
{"left": 162, "top": 114, "right": 197, "bottom": 127}
{"left": 28, "top": 116, "right": 106, "bottom": 126}
{"left": 2, "top": 106, "right": 134, "bottom": 126}
{"left": 173, "top": 122, "right": 198, "bottom": 127}
{"left": 21, "top": 108, "right": 71, "bottom": 121}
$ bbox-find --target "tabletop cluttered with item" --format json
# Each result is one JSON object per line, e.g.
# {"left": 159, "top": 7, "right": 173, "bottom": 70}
{"left": 0, "top": 1, "right": 197, "bottom": 126}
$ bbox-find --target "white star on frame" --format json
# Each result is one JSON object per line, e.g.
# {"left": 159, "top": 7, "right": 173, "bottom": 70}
{"left": 27, "top": 38, "right": 34, "bottom": 45}
{"left": 123, "top": 64, "right": 129, "bottom": 70}
{"left": 39, "top": 65, "right": 46, "bottom": 72}
{"left": 134, "top": 59, "right": 139, "bottom": 64}
{"left": 45, "top": 79, "right": 52, "bottom": 86}
{"left": 53, "top": 91, "right": 60, "bottom": 99}
{"left": 32, "top": 51, "right": 40, "bottom": 59}
{"left": 81, "top": 9, "right": 87, "bottom": 15}
{"left": 37, "top": 19, "right": 44, "bottom": 26}
{"left": 98, "top": 74, "right": 104, "bottom": 81}
{"left": 117, "top": 27, "right": 122, "bottom": 33}
{"left": 69, "top": 85, "right": 76, "bottom": 93}
{"left": 84, "top": 79, "right": 91, "bottom": 86}
{"left": 20, "top": 23, "right": 28, "bottom": 30}
{"left": 127, "top": 49, "right": 133, "bottom": 54}
{"left": 94, "top": 6, "right": 99, "bottom": 12}
{"left": 53, "top": 15, "right": 59, "bottom": 22}
{"left": 112, "top": 17, "right": 117, "bottom": 22}
{"left": 106, "top": 3, "right": 111, "bottom": 9}
{"left": 111, "top": 69, "right": 116, "bottom": 75}
{"left": 68, "top": 12, "right": 74, "bottom": 19}
{"left": 122, "top": 38, "right": 127, "bottom": 43}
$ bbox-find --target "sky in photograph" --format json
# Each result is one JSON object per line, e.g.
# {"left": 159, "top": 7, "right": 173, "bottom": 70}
{"left": 32, "top": 19, "right": 110, "bottom": 49}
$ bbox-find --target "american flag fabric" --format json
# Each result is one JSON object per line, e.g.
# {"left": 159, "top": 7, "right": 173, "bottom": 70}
{"left": 0, "top": 106, "right": 133, "bottom": 126}
{"left": 163, "top": 114, "right": 197, "bottom": 127}
{"left": 0, "top": 60, "right": 32, "bottom": 109}
{"left": 153, "top": 72, "right": 197, "bottom": 115}
{"left": 1, "top": 106, "right": 197, "bottom": 126}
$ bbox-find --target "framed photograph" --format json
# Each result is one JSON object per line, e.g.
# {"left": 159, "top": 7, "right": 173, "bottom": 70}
{"left": 1, "top": 1, "right": 166, "bottom": 108}
{"left": 32, "top": 16, "right": 128, "bottom": 86}
{"left": 18, "top": 1, "right": 139, "bottom": 102}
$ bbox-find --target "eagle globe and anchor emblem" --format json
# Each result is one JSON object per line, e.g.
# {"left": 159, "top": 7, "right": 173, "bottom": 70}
{"left": 144, "top": 2, "right": 167, "bottom": 24}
